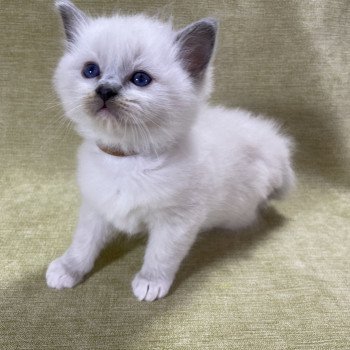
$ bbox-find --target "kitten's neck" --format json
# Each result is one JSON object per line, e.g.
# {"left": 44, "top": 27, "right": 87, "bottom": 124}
{"left": 93, "top": 123, "right": 193, "bottom": 158}
{"left": 94, "top": 129, "right": 191, "bottom": 160}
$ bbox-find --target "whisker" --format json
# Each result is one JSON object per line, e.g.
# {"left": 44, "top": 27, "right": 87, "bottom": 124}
{"left": 128, "top": 113, "right": 159, "bottom": 160}
{"left": 39, "top": 103, "right": 85, "bottom": 151}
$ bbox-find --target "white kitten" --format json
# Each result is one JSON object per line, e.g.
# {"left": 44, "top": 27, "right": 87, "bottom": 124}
{"left": 46, "top": 0, "right": 295, "bottom": 301}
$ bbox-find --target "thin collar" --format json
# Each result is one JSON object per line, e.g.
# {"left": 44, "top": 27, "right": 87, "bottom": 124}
{"left": 97, "top": 143, "right": 137, "bottom": 157}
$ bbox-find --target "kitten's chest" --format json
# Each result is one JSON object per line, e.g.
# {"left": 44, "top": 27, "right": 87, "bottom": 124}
{"left": 77, "top": 149, "right": 165, "bottom": 233}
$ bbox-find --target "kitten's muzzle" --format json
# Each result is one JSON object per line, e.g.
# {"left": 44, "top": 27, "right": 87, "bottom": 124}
{"left": 95, "top": 84, "right": 121, "bottom": 102}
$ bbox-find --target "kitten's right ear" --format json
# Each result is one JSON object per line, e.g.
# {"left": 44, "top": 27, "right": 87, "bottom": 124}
{"left": 55, "top": 0, "right": 87, "bottom": 42}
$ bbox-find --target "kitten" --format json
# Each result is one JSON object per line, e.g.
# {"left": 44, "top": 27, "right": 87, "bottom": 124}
{"left": 46, "top": 0, "right": 295, "bottom": 301}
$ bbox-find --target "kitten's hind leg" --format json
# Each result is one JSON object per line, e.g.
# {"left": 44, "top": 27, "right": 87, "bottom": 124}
{"left": 268, "top": 162, "right": 296, "bottom": 201}
{"left": 46, "top": 202, "right": 112, "bottom": 289}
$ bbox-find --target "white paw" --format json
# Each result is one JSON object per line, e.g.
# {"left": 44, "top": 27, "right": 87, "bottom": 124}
{"left": 46, "top": 257, "right": 83, "bottom": 289}
{"left": 132, "top": 272, "right": 172, "bottom": 302}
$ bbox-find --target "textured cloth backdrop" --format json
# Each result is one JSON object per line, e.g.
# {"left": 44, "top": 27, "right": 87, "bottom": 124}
{"left": 1, "top": 1, "right": 349, "bottom": 349}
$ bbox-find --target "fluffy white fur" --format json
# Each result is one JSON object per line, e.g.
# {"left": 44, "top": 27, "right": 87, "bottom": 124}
{"left": 46, "top": 0, "right": 295, "bottom": 301}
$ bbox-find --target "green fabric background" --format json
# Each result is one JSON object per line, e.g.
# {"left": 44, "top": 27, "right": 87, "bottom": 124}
{"left": 1, "top": 1, "right": 349, "bottom": 349}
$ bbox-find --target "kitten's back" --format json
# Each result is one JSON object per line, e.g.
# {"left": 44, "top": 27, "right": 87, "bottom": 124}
{"left": 191, "top": 106, "right": 295, "bottom": 229}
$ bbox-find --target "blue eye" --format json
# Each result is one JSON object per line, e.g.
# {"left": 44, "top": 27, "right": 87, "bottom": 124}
{"left": 82, "top": 63, "right": 100, "bottom": 79}
{"left": 131, "top": 71, "right": 152, "bottom": 87}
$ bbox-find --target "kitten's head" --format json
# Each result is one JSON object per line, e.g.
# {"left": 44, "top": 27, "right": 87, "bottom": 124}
{"left": 54, "top": 0, "right": 217, "bottom": 154}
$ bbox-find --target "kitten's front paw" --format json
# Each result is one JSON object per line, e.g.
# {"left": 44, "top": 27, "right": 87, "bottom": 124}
{"left": 46, "top": 257, "right": 83, "bottom": 289}
{"left": 132, "top": 272, "right": 173, "bottom": 301}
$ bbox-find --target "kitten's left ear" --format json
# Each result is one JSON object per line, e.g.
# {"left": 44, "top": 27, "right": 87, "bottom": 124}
{"left": 55, "top": 0, "right": 88, "bottom": 43}
{"left": 175, "top": 18, "right": 218, "bottom": 82}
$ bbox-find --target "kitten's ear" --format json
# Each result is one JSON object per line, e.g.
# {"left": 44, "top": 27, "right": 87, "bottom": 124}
{"left": 55, "top": 0, "right": 88, "bottom": 43}
{"left": 175, "top": 18, "right": 218, "bottom": 81}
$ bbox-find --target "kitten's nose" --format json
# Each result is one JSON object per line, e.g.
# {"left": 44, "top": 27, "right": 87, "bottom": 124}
{"left": 95, "top": 85, "right": 120, "bottom": 102}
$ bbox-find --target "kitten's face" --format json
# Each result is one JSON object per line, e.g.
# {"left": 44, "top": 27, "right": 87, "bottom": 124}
{"left": 54, "top": 1, "right": 217, "bottom": 153}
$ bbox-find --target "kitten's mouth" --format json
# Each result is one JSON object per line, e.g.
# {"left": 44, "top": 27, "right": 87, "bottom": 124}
{"left": 97, "top": 103, "right": 117, "bottom": 118}
{"left": 99, "top": 104, "right": 108, "bottom": 111}
{"left": 87, "top": 98, "right": 134, "bottom": 123}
